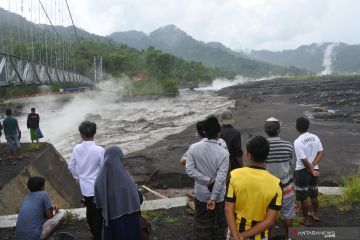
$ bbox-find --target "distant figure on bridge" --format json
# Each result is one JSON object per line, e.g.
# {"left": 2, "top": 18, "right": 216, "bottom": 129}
{"left": 95, "top": 146, "right": 142, "bottom": 240}
{"left": 3, "top": 108, "right": 22, "bottom": 160}
{"left": 27, "top": 107, "right": 40, "bottom": 145}
{"left": 220, "top": 110, "right": 243, "bottom": 171}
{"left": 68, "top": 121, "right": 104, "bottom": 240}
{"left": 15, "top": 176, "right": 65, "bottom": 240}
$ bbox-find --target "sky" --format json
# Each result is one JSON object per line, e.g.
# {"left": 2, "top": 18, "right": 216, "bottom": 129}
{"left": 1, "top": 0, "right": 360, "bottom": 51}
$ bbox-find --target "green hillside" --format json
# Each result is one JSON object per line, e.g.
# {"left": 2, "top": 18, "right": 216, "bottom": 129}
{"left": 0, "top": 8, "right": 235, "bottom": 96}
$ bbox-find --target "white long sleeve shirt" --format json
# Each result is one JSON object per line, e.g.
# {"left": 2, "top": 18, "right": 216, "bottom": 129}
{"left": 68, "top": 141, "right": 105, "bottom": 197}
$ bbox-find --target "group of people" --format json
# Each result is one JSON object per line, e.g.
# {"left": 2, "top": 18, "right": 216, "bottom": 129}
{"left": 13, "top": 107, "right": 324, "bottom": 240}
{"left": 184, "top": 110, "right": 324, "bottom": 240}
{"left": 68, "top": 121, "right": 148, "bottom": 240}
{"left": 0, "top": 107, "right": 41, "bottom": 161}
{"left": 16, "top": 120, "right": 148, "bottom": 240}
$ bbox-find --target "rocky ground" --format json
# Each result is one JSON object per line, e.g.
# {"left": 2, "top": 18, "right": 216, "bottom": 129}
{"left": 128, "top": 75, "right": 360, "bottom": 188}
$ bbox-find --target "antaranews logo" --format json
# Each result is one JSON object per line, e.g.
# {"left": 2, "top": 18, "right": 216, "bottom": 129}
{"left": 289, "top": 227, "right": 360, "bottom": 240}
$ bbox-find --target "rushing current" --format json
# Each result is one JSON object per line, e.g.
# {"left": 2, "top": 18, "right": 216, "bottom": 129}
{"left": 10, "top": 80, "right": 234, "bottom": 160}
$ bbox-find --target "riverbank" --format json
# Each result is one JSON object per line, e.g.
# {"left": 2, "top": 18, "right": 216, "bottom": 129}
{"left": 127, "top": 76, "right": 360, "bottom": 188}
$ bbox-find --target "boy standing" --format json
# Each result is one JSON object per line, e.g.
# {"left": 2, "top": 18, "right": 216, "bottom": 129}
{"left": 225, "top": 136, "right": 282, "bottom": 240}
{"left": 186, "top": 116, "right": 229, "bottom": 240}
{"left": 68, "top": 121, "right": 105, "bottom": 240}
{"left": 294, "top": 117, "right": 324, "bottom": 225}
{"left": 3, "top": 108, "right": 22, "bottom": 159}
{"left": 27, "top": 107, "right": 40, "bottom": 144}
{"left": 264, "top": 117, "right": 295, "bottom": 233}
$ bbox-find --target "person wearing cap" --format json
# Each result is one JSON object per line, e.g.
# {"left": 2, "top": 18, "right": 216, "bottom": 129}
{"left": 68, "top": 121, "right": 105, "bottom": 240}
{"left": 186, "top": 116, "right": 229, "bottom": 240}
{"left": 264, "top": 117, "right": 295, "bottom": 233}
{"left": 180, "top": 120, "right": 228, "bottom": 166}
{"left": 294, "top": 117, "right": 324, "bottom": 226}
{"left": 220, "top": 110, "right": 243, "bottom": 171}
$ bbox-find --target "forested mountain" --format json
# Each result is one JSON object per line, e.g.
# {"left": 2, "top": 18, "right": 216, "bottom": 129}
{"left": 0, "top": 8, "right": 235, "bottom": 94}
{"left": 109, "top": 25, "right": 309, "bottom": 77}
{"left": 246, "top": 42, "right": 360, "bottom": 74}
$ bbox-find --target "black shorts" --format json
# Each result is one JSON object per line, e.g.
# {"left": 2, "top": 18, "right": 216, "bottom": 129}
{"left": 294, "top": 169, "right": 319, "bottom": 201}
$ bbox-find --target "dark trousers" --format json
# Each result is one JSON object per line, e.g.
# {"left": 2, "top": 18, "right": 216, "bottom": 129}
{"left": 194, "top": 199, "right": 227, "bottom": 240}
{"left": 84, "top": 196, "right": 103, "bottom": 240}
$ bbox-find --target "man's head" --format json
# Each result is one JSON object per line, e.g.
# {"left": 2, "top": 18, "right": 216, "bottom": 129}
{"left": 31, "top": 107, "right": 35, "bottom": 113}
{"left": 5, "top": 108, "right": 12, "bottom": 116}
{"left": 264, "top": 117, "right": 280, "bottom": 137}
{"left": 78, "top": 121, "right": 97, "bottom": 140}
{"left": 204, "top": 116, "right": 221, "bottom": 140}
{"left": 196, "top": 120, "right": 206, "bottom": 138}
{"left": 296, "top": 117, "right": 310, "bottom": 133}
{"left": 246, "top": 136, "right": 270, "bottom": 163}
{"left": 27, "top": 176, "right": 45, "bottom": 192}
{"left": 220, "top": 110, "right": 234, "bottom": 126}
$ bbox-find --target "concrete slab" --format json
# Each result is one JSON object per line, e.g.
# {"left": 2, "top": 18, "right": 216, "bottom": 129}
{"left": 0, "top": 196, "right": 188, "bottom": 228}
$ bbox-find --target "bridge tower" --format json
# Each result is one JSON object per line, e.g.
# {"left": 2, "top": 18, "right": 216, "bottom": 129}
{"left": 93, "top": 56, "right": 103, "bottom": 83}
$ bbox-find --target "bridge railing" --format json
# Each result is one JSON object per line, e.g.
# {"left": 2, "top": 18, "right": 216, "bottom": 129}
{"left": 0, "top": 52, "right": 94, "bottom": 86}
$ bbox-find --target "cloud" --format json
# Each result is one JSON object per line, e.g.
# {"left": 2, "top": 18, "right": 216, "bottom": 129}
{"left": 1, "top": 0, "right": 360, "bottom": 50}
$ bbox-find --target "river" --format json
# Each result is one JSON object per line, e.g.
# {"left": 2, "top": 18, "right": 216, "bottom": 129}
{"left": 9, "top": 80, "right": 235, "bottom": 160}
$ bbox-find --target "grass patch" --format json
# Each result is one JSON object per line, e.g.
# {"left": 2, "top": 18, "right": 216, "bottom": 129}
{"left": 318, "top": 194, "right": 351, "bottom": 212}
{"left": 141, "top": 209, "right": 183, "bottom": 231}
{"left": 63, "top": 211, "right": 80, "bottom": 224}
{"left": 342, "top": 170, "right": 360, "bottom": 204}
{"left": 317, "top": 169, "right": 360, "bottom": 212}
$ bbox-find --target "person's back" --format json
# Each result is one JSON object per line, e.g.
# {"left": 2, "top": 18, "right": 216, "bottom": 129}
{"left": 187, "top": 139, "right": 229, "bottom": 202}
{"left": 16, "top": 177, "right": 52, "bottom": 240}
{"left": 3, "top": 115, "right": 18, "bottom": 137}
{"left": 220, "top": 110, "right": 243, "bottom": 170}
{"left": 68, "top": 121, "right": 104, "bottom": 240}
{"left": 186, "top": 116, "right": 229, "bottom": 240}
{"left": 227, "top": 167, "right": 281, "bottom": 236}
{"left": 70, "top": 141, "right": 104, "bottom": 194}
{"left": 27, "top": 112, "right": 40, "bottom": 129}
{"left": 225, "top": 136, "right": 282, "bottom": 240}
{"left": 294, "top": 132, "right": 322, "bottom": 171}
{"left": 16, "top": 191, "right": 52, "bottom": 240}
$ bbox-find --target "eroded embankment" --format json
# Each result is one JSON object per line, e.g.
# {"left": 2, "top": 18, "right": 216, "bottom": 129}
{"left": 0, "top": 143, "right": 81, "bottom": 215}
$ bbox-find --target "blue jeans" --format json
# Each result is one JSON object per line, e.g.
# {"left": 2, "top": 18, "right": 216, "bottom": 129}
{"left": 6, "top": 134, "right": 21, "bottom": 150}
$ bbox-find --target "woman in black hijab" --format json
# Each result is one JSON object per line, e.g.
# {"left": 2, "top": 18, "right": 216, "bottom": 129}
{"left": 94, "top": 146, "right": 142, "bottom": 240}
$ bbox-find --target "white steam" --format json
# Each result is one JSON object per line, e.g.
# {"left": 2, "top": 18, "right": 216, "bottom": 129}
{"left": 195, "top": 75, "right": 277, "bottom": 91}
{"left": 321, "top": 42, "right": 339, "bottom": 75}
{"left": 14, "top": 78, "right": 233, "bottom": 160}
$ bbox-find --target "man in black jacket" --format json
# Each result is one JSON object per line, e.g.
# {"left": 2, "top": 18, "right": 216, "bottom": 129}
{"left": 27, "top": 108, "right": 40, "bottom": 144}
{"left": 220, "top": 110, "right": 243, "bottom": 172}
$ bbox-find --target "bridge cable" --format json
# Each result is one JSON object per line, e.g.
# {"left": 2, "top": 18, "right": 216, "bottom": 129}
{"left": 8, "top": 0, "right": 14, "bottom": 55}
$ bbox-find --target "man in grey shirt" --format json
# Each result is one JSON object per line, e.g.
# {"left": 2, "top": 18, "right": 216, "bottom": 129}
{"left": 186, "top": 116, "right": 229, "bottom": 240}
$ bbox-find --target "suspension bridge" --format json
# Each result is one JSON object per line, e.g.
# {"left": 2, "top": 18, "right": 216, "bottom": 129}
{"left": 0, "top": 0, "right": 102, "bottom": 87}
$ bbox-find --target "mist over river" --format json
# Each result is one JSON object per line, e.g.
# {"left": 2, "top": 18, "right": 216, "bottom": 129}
{"left": 10, "top": 80, "right": 234, "bottom": 160}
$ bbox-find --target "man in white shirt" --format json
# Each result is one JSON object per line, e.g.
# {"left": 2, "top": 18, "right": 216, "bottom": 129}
{"left": 68, "top": 121, "right": 105, "bottom": 240}
{"left": 294, "top": 117, "right": 324, "bottom": 226}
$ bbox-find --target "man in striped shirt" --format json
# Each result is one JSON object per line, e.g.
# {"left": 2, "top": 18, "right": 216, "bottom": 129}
{"left": 264, "top": 117, "right": 295, "bottom": 232}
